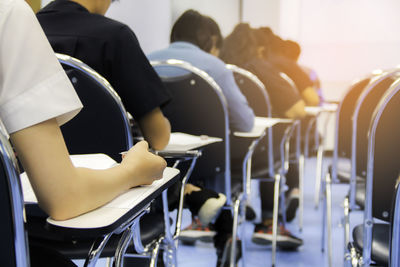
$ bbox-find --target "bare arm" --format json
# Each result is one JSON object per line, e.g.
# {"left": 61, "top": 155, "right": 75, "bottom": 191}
{"left": 137, "top": 107, "right": 171, "bottom": 150}
{"left": 301, "top": 86, "right": 320, "bottom": 106}
{"left": 11, "top": 119, "right": 166, "bottom": 221}
{"left": 284, "top": 100, "right": 306, "bottom": 119}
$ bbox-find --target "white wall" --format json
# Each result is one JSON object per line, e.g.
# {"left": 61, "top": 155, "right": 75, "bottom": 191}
{"left": 279, "top": 0, "right": 400, "bottom": 101}
{"left": 242, "top": 0, "right": 281, "bottom": 34}
{"left": 171, "top": 0, "right": 240, "bottom": 37}
{"left": 106, "top": 0, "right": 171, "bottom": 54}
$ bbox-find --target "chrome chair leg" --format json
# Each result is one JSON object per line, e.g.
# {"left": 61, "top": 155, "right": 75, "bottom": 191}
{"left": 84, "top": 233, "right": 112, "bottom": 267}
{"left": 343, "top": 197, "right": 351, "bottom": 267}
{"left": 326, "top": 172, "right": 333, "bottom": 267}
{"left": 114, "top": 225, "right": 135, "bottom": 267}
{"left": 298, "top": 154, "right": 305, "bottom": 232}
{"left": 321, "top": 176, "right": 327, "bottom": 253}
{"left": 271, "top": 174, "right": 281, "bottom": 267}
{"left": 314, "top": 144, "right": 324, "bottom": 209}
{"left": 230, "top": 198, "right": 241, "bottom": 267}
{"left": 162, "top": 190, "right": 177, "bottom": 267}
{"left": 149, "top": 241, "right": 161, "bottom": 267}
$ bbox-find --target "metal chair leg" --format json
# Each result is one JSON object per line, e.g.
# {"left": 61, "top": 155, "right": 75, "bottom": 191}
{"left": 161, "top": 190, "right": 177, "bottom": 267}
{"left": 343, "top": 197, "right": 351, "bottom": 267}
{"left": 230, "top": 198, "right": 241, "bottom": 267}
{"left": 314, "top": 144, "right": 324, "bottom": 209}
{"left": 298, "top": 154, "right": 305, "bottom": 232}
{"left": 271, "top": 174, "right": 281, "bottom": 267}
{"left": 114, "top": 226, "right": 135, "bottom": 267}
{"left": 326, "top": 172, "right": 333, "bottom": 267}
{"left": 321, "top": 176, "right": 327, "bottom": 253}
{"left": 149, "top": 241, "right": 161, "bottom": 267}
{"left": 84, "top": 233, "right": 112, "bottom": 267}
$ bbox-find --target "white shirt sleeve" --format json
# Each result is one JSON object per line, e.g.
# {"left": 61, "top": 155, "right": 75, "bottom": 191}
{"left": 0, "top": 0, "right": 83, "bottom": 134}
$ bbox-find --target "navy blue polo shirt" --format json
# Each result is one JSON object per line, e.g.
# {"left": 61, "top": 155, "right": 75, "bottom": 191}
{"left": 36, "top": 0, "right": 171, "bottom": 120}
{"left": 244, "top": 58, "right": 302, "bottom": 117}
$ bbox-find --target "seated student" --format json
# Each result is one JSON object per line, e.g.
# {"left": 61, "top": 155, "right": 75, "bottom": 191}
{"left": 148, "top": 10, "right": 255, "bottom": 266}
{"left": 255, "top": 27, "right": 320, "bottom": 107}
{"left": 220, "top": 23, "right": 304, "bottom": 249}
{"left": 283, "top": 39, "right": 325, "bottom": 104}
{"left": 148, "top": 9, "right": 255, "bottom": 133}
{"left": 1, "top": 0, "right": 166, "bottom": 265}
{"left": 36, "top": 0, "right": 228, "bottom": 261}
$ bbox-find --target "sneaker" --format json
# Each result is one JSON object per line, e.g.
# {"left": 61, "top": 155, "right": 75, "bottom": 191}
{"left": 179, "top": 217, "right": 216, "bottom": 245}
{"left": 185, "top": 188, "right": 227, "bottom": 225}
{"left": 252, "top": 223, "right": 303, "bottom": 250}
{"left": 216, "top": 238, "right": 242, "bottom": 267}
{"left": 285, "top": 188, "right": 300, "bottom": 222}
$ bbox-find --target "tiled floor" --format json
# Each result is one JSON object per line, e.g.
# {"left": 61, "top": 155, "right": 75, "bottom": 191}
{"left": 75, "top": 156, "right": 364, "bottom": 267}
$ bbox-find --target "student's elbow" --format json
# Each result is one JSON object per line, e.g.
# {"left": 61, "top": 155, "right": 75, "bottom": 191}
{"left": 149, "top": 118, "right": 171, "bottom": 150}
{"left": 42, "top": 201, "right": 78, "bottom": 221}
{"left": 138, "top": 108, "right": 171, "bottom": 150}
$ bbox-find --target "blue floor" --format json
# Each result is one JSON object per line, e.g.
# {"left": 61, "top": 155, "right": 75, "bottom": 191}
{"left": 176, "top": 156, "right": 361, "bottom": 267}
{"left": 75, "top": 156, "right": 364, "bottom": 266}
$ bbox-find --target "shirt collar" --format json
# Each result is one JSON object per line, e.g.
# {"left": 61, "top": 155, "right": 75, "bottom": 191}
{"left": 169, "top": 42, "right": 201, "bottom": 51}
{"left": 41, "top": 0, "right": 90, "bottom": 13}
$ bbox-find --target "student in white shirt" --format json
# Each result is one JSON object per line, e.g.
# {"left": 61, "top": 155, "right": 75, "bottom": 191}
{"left": 1, "top": 0, "right": 166, "bottom": 224}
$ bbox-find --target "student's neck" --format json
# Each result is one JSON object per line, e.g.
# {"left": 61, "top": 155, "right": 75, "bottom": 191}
{"left": 70, "top": 0, "right": 104, "bottom": 15}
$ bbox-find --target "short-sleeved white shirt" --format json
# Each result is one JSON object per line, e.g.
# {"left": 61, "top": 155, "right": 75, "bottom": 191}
{"left": 0, "top": 0, "right": 82, "bottom": 134}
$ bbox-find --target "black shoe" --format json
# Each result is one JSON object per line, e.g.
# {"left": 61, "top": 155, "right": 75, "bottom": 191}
{"left": 252, "top": 223, "right": 303, "bottom": 250}
{"left": 216, "top": 238, "right": 242, "bottom": 267}
{"left": 285, "top": 188, "right": 299, "bottom": 222}
{"left": 245, "top": 205, "right": 257, "bottom": 221}
{"left": 185, "top": 188, "right": 226, "bottom": 225}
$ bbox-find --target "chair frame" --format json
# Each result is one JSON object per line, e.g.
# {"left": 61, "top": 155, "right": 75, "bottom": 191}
{"left": 0, "top": 120, "right": 30, "bottom": 267}
{"left": 323, "top": 70, "right": 400, "bottom": 267}
{"left": 226, "top": 64, "right": 301, "bottom": 265}
{"left": 361, "top": 77, "right": 400, "bottom": 266}
{"left": 55, "top": 54, "right": 184, "bottom": 267}
{"left": 151, "top": 60, "right": 278, "bottom": 267}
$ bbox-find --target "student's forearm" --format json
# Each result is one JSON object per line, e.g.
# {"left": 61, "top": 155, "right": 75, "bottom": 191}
{"left": 11, "top": 119, "right": 166, "bottom": 220}
{"left": 138, "top": 108, "right": 171, "bottom": 150}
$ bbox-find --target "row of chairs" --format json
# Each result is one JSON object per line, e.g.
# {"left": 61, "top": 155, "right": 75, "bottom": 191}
{"left": 318, "top": 68, "right": 400, "bottom": 267}
{"left": 3, "top": 54, "right": 307, "bottom": 266}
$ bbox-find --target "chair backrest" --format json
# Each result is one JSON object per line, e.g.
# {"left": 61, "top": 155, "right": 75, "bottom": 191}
{"left": 369, "top": 77, "right": 400, "bottom": 221}
{"left": 226, "top": 64, "right": 271, "bottom": 117}
{"left": 56, "top": 54, "right": 133, "bottom": 163}
{"left": 390, "top": 177, "right": 400, "bottom": 266}
{"left": 353, "top": 70, "right": 400, "bottom": 178}
{"left": 150, "top": 60, "right": 231, "bottom": 200}
{"left": 331, "top": 76, "right": 371, "bottom": 180}
{"left": 226, "top": 64, "right": 274, "bottom": 177}
{"left": 0, "top": 121, "right": 29, "bottom": 267}
{"left": 362, "top": 77, "right": 400, "bottom": 264}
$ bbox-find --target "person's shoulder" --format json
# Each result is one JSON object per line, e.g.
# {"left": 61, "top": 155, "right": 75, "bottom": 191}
{"left": 88, "top": 15, "right": 134, "bottom": 38}
{"left": 1, "top": 0, "right": 27, "bottom": 17}
{"left": 197, "top": 51, "right": 228, "bottom": 74}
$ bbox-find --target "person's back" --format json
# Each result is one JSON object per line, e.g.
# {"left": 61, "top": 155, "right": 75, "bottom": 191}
{"left": 148, "top": 10, "right": 255, "bottom": 133}
{"left": 220, "top": 23, "right": 306, "bottom": 120}
{"left": 37, "top": 0, "right": 171, "bottom": 150}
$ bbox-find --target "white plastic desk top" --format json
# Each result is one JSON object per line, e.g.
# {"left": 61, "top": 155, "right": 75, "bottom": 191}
{"left": 305, "top": 103, "right": 338, "bottom": 116}
{"left": 163, "top": 132, "right": 222, "bottom": 151}
{"left": 233, "top": 117, "right": 293, "bottom": 138}
{"left": 21, "top": 154, "right": 180, "bottom": 230}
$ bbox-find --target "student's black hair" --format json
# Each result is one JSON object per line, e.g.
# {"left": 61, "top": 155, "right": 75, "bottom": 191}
{"left": 170, "top": 9, "right": 223, "bottom": 53}
{"left": 219, "top": 23, "right": 258, "bottom": 67}
{"left": 283, "top": 40, "right": 301, "bottom": 61}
